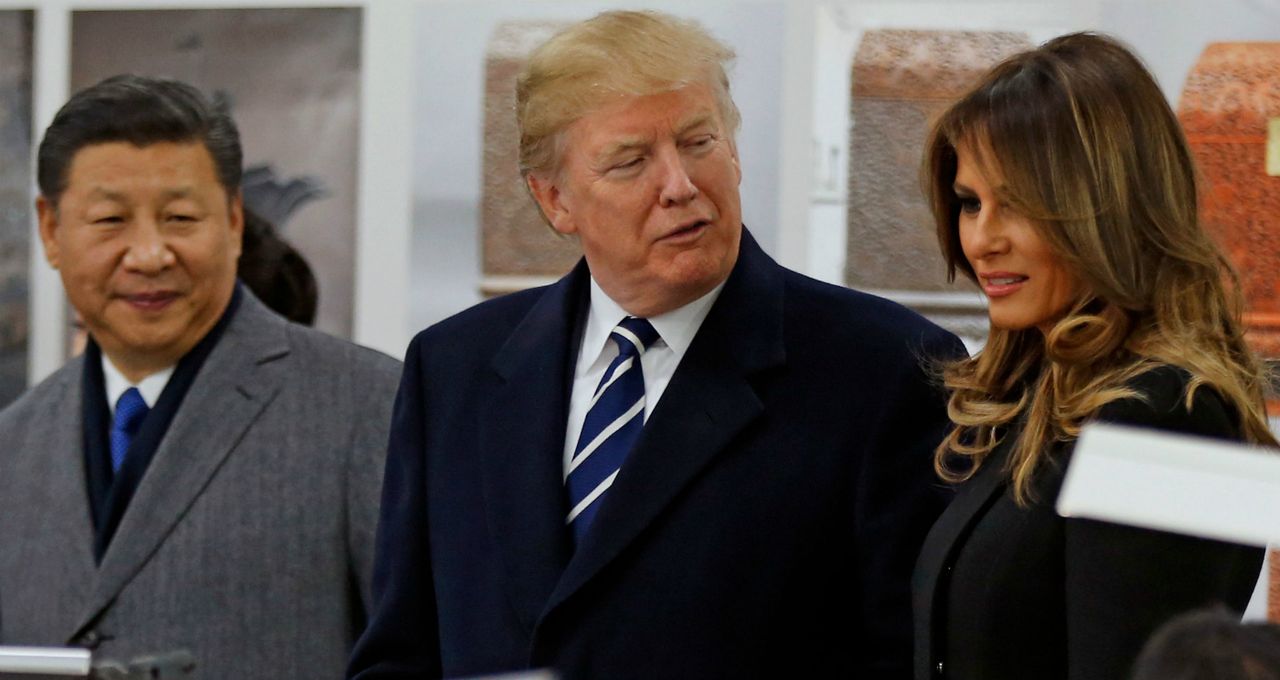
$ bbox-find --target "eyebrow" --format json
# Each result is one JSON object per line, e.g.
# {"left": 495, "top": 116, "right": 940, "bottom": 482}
{"left": 88, "top": 186, "right": 197, "bottom": 202}
{"left": 598, "top": 138, "right": 648, "bottom": 161}
{"left": 675, "top": 113, "right": 715, "bottom": 136}
{"left": 951, "top": 182, "right": 976, "bottom": 196}
{"left": 595, "top": 112, "right": 720, "bottom": 162}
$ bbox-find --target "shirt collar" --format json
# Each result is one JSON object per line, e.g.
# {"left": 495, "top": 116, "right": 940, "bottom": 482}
{"left": 578, "top": 277, "right": 726, "bottom": 373}
{"left": 101, "top": 355, "right": 175, "bottom": 415}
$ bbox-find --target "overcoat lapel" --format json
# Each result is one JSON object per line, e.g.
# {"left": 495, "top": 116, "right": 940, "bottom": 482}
{"left": 479, "top": 263, "right": 588, "bottom": 634}
{"left": 539, "top": 231, "right": 787, "bottom": 625}
{"left": 912, "top": 443, "right": 1010, "bottom": 679}
{"left": 74, "top": 297, "right": 290, "bottom": 635}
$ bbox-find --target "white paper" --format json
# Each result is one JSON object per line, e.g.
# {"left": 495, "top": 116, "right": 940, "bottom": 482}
{"left": 0, "top": 646, "right": 90, "bottom": 675}
{"left": 1057, "top": 423, "right": 1280, "bottom": 546}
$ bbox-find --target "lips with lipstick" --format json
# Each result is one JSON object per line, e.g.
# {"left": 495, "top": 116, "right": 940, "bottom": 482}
{"left": 980, "top": 272, "right": 1029, "bottom": 298}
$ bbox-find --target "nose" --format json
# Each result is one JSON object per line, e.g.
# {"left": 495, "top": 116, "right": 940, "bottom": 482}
{"left": 656, "top": 147, "right": 698, "bottom": 207}
{"left": 963, "top": 207, "right": 1010, "bottom": 261}
{"left": 121, "top": 219, "right": 176, "bottom": 274}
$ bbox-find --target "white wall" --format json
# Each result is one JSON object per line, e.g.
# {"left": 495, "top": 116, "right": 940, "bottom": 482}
{"left": 1102, "top": 0, "right": 1280, "bottom": 104}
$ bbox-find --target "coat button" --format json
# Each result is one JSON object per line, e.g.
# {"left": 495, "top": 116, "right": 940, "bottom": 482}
{"left": 935, "top": 661, "right": 945, "bottom": 676}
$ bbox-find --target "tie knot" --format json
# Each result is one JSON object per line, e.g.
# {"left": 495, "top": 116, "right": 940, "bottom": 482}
{"left": 611, "top": 317, "right": 659, "bottom": 357}
{"left": 114, "top": 387, "right": 150, "bottom": 433}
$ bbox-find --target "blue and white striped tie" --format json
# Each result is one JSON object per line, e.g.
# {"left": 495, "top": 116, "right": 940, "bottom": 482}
{"left": 565, "top": 316, "right": 660, "bottom": 543}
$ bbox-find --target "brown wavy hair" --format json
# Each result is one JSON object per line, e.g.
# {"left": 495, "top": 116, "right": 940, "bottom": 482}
{"left": 923, "top": 32, "right": 1276, "bottom": 504}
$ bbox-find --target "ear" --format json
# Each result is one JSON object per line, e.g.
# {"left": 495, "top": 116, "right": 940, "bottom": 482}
{"left": 727, "top": 136, "right": 742, "bottom": 185}
{"left": 526, "top": 172, "right": 576, "bottom": 236}
{"left": 35, "top": 195, "right": 61, "bottom": 270}
{"left": 228, "top": 192, "right": 245, "bottom": 259}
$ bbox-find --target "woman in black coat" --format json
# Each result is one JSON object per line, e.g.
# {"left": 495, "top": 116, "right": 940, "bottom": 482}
{"left": 912, "top": 32, "right": 1276, "bottom": 680}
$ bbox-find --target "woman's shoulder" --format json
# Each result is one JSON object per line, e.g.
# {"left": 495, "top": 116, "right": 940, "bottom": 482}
{"left": 1092, "top": 364, "right": 1238, "bottom": 440}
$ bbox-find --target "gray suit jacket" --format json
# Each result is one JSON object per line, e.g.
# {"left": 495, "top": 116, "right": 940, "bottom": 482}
{"left": 0, "top": 292, "right": 401, "bottom": 679}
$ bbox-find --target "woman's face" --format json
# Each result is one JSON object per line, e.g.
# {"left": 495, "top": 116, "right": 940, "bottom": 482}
{"left": 953, "top": 143, "right": 1080, "bottom": 334}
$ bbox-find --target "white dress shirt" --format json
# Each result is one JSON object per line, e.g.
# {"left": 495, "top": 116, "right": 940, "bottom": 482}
{"left": 562, "top": 278, "right": 725, "bottom": 476}
{"left": 102, "top": 355, "right": 175, "bottom": 415}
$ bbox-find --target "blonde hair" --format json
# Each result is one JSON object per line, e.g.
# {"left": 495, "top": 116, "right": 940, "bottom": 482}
{"left": 515, "top": 10, "right": 739, "bottom": 178}
{"left": 923, "top": 32, "right": 1276, "bottom": 504}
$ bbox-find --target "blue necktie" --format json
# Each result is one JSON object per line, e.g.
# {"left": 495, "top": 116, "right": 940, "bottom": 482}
{"left": 110, "top": 387, "right": 149, "bottom": 473}
{"left": 566, "top": 317, "right": 660, "bottom": 542}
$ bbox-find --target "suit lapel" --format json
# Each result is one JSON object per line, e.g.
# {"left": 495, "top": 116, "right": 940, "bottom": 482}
{"left": 75, "top": 296, "right": 290, "bottom": 634}
{"left": 540, "top": 231, "right": 787, "bottom": 623}
{"left": 478, "top": 264, "right": 588, "bottom": 634}
{"left": 912, "top": 441, "right": 1010, "bottom": 678}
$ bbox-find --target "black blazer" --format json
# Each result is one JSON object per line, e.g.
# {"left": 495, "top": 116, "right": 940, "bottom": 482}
{"left": 348, "top": 230, "right": 965, "bottom": 679}
{"left": 913, "top": 365, "right": 1264, "bottom": 680}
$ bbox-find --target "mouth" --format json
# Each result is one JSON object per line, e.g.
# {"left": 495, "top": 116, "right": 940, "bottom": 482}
{"left": 980, "top": 273, "right": 1028, "bottom": 298}
{"left": 659, "top": 219, "right": 711, "bottom": 243}
{"left": 121, "top": 290, "right": 180, "bottom": 312}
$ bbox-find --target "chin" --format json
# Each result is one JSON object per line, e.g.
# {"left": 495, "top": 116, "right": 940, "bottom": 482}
{"left": 666, "top": 269, "right": 723, "bottom": 299}
{"left": 121, "top": 333, "right": 180, "bottom": 353}
{"left": 675, "top": 248, "right": 733, "bottom": 281}
{"left": 987, "top": 316, "right": 1035, "bottom": 332}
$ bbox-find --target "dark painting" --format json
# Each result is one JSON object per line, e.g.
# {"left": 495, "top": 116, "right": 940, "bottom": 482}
{"left": 0, "top": 11, "right": 32, "bottom": 408}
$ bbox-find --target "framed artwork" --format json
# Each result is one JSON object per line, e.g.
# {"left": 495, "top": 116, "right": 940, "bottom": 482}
{"left": 0, "top": 10, "right": 32, "bottom": 408}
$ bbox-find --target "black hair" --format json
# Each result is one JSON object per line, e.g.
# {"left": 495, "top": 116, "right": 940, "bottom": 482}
{"left": 37, "top": 74, "right": 242, "bottom": 206}
{"left": 238, "top": 209, "right": 318, "bottom": 326}
{"left": 1131, "top": 608, "right": 1280, "bottom": 680}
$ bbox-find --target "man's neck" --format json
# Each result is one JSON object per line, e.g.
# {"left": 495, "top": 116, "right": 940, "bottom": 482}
{"left": 96, "top": 340, "right": 193, "bottom": 384}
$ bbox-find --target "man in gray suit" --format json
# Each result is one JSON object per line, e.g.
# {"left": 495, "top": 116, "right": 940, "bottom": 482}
{"left": 0, "top": 75, "right": 400, "bottom": 679}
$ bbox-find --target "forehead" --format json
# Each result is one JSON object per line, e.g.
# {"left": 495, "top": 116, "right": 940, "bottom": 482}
{"left": 63, "top": 140, "right": 224, "bottom": 200}
{"left": 953, "top": 140, "right": 1003, "bottom": 190}
{"left": 565, "top": 84, "right": 722, "bottom": 151}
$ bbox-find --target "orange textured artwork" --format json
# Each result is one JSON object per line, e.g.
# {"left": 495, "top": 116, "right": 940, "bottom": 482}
{"left": 1178, "top": 43, "right": 1280, "bottom": 359}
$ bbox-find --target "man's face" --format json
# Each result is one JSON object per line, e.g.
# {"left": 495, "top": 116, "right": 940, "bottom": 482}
{"left": 37, "top": 141, "right": 243, "bottom": 375}
{"left": 528, "top": 83, "right": 743, "bottom": 317}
